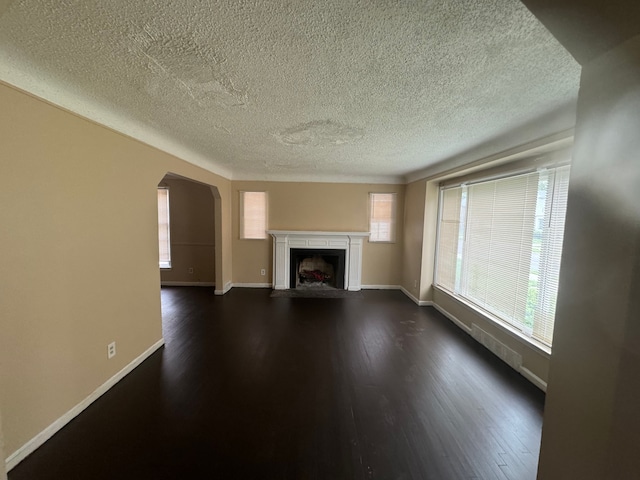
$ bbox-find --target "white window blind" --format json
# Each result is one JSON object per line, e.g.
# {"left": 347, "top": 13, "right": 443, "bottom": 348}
{"left": 370, "top": 193, "right": 396, "bottom": 242}
{"left": 157, "top": 187, "right": 171, "bottom": 269}
{"left": 435, "top": 165, "right": 570, "bottom": 347}
{"left": 240, "top": 191, "right": 267, "bottom": 239}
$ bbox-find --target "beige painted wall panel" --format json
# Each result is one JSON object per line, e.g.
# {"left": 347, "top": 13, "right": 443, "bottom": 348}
{"left": 0, "top": 82, "right": 231, "bottom": 458}
{"left": 231, "top": 181, "right": 405, "bottom": 286}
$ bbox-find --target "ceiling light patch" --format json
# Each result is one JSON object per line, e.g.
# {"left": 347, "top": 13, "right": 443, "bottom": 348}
{"left": 275, "top": 120, "right": 364, "bottom": 147}
{"left": 263, "top": 160, "right": 307, "bottom": 171}
{"left": 213, "top": 124, "right": 231, "bottom": 135}
{"left": 132, "top": 27, "right": 247, "bottom": 109}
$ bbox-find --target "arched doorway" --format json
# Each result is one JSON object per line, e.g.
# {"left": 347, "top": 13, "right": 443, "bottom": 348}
{"left": 156, "top": 173, "right": 223, "bottom": 291}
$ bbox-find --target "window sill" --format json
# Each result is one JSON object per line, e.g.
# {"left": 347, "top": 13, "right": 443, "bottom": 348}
{"left": 433, "top": 285, "right": 552, "bottom": 358}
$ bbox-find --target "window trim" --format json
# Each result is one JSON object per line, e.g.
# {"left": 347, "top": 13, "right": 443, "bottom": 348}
{"left": 369, "top": 192, "right": 397, "bottom": 243}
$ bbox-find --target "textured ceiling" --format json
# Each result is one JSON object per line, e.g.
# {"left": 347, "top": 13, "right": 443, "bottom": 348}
{"left": 0, "top": 0, "right": 581, "bottom": 183}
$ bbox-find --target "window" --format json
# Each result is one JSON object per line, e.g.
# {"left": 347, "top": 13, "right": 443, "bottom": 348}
{"left": 240, "top": 191, "right": 267, "bottom": 239}
{"left": 157, "top": 187, "right": 171, "bottom": 269}
{"left": 435, "top": 165, "right": 570, "bottom": 347}
{"left": 369, "top": 193, "right": 396, "bottom": 242}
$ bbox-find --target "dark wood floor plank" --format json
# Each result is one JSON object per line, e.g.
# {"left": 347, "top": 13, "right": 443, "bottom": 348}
{"left": 8, "top": 287, "right": 544, "bottom": 480}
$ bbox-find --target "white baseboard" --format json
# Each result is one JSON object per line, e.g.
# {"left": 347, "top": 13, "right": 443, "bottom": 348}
{"left": 431, "top": 303, "right": 473, "bottom": 334}
{"left": 214, "top": 281, "right": 232, "bottom": 295}
{"left": 161, "top": 281, "right": 215, "bottom": 287}
{"left": 520, "top": 367, "right": 548, "bottom": 392}
{"left": 361, "top": 284, "right": 401, "bottom": 290}
{"left": 6, "top": 338, "right": 165, "bottom": 471}
{"left": 231, "top": 283, "right": 271, "bottom": 289}
{"left": 399, "top": 286, "right": 433, "bottom": 306}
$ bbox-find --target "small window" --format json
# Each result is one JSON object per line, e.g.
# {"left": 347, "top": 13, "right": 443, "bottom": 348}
{"left": 240, "top": 191, "right": 267, "bottom": 239}
{"left": 369, "top": 193, "right": 396, "bottom": 242}
{"left": 157, "top": 187, "right": 171, "bottom": 269}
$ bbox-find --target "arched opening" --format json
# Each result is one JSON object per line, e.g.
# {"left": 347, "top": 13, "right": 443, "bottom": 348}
{"left": 156, "top": 172, "right": 223, "bottom": 342}
{"left": 157, "top": 173, "right": 220, "bottom": 289}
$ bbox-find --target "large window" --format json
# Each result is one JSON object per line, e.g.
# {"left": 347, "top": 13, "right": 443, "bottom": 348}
{"left": 369, "top": 193, "right": 397, "bottom": 242}
{"left": 240, "top": 191, "right": 267, "bottom": 239}
{"left": 435, "top": 165, "right": 570, "bottom": 347}
{"left": 157, "top": 187, "right": 171, "bottom": 269}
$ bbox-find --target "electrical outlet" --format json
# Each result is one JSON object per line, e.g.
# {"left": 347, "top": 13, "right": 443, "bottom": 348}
{"left": 108, "top": 342, "right": 116, "bottom": 359}
{"left": 414, "top": 280, "right": 418, "bottom": 288}
{"left": 260, "top": 268, "right": 266, "bottom": 276}
{"left": 188, "top": 267, "right": 194, "bottom": 274}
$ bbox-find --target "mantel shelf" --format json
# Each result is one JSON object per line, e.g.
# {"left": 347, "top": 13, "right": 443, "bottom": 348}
{"left": 268, "top": 230, "right": 370, "bottom": 238}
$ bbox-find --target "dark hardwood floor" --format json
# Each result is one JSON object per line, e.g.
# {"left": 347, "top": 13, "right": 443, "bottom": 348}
{"left": 9, "top": 287, "right": 545, "bottom": 480}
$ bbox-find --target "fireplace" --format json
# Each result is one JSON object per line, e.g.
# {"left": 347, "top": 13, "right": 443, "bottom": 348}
{"left": 267, "top": 231, "right": 369, "bottom": 291}
{"left": 290, "top": 248, "right": 346, "bottom": 289}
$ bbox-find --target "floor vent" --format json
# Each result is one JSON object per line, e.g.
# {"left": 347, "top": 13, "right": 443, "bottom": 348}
{"left": 471, "top": 324, "right": 522, "bottom": 372}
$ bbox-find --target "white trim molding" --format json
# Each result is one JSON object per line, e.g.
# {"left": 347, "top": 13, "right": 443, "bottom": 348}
{"left": 161, "top": 281, "right": 215, "bottom": 287}
{"left": 232, "top": 283, "right": 271, "bottom": 288}
{"left": 6, "top": 338, "right": 165, "bottom": 471}
{"left": 361, "top": 284, "right": 401, "bottom": 290}
{"left": 267, "top": 230, "right": 369, "bottom": 291}
{"left": 520, "top": 367, "right": 548, "bottom": 392}
{"left": 400, "top": 286, "right": 433, "bottom": 306}
{"left": 431, "top": 303, "right": 473, "bottom": 335}
{"left": 362, "top": 284, "right": 434, "bottom": 306}
{"left": 214, "top": 281, "right": 232, "bottom": 296}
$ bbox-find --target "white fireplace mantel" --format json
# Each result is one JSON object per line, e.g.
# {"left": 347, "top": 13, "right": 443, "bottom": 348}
{"left": 267, "top": 230, "right": 370, "bottom": 291}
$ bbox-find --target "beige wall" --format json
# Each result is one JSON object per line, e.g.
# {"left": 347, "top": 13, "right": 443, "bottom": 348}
{"left": 231, "top": 181, "right": 405, "bottom": 286}
{"left": 537, "top": 35, "right": 640, "bottom": 480}
{"left": 159, "top": 178, "right": 216, "bottom": 284}
{"left": 0, "top": 81, "right": 232, "bottom": 459}
{"left": 401, "top": 180, "right": 427, "bottom": 298}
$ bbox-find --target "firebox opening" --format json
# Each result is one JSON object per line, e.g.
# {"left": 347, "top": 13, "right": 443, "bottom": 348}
{"left": 289, "top": 248, "right": 346, "bottom": 290}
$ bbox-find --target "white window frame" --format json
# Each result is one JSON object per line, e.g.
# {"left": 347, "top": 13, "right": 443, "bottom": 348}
{"left": 158, "top": 187, "right": 171, "bottom": 269}
{"left": 369, "top": 192, "right": 397, "bottom": 243}
{"left": 240, "top": 191, "right": 268, "bottom": 240}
